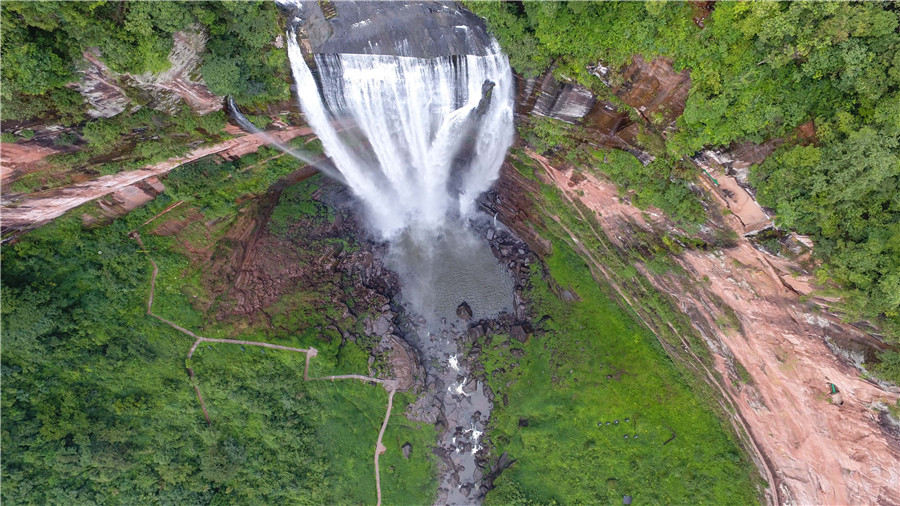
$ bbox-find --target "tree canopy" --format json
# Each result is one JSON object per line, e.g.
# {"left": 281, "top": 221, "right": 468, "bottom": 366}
{"left": 1, "top": 1, "right": 289, "bottom": 122}
{"left": 470, "top": 1, "right": 900, "bottom": 340}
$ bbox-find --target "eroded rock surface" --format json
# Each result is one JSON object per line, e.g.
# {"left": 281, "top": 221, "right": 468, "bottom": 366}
{"left": 505, "top": 151, "right": 900, "bottom": 506}
{"left": 517, "top": 55, "right": 690, "bottom": 159}
{"left": 70, "top": 49, "right": 132, "bottom": 119}
{"left": 292, "top": 1, "right": 495, "bottom": 58}
{"left": 1, "top": 127, "right": 310, "bottom": 236}
{"left": 71, "top": 27, "right": 221, "bottom": 119}
{"left": 130, "top": 27, "right": 222, "bottom": 115}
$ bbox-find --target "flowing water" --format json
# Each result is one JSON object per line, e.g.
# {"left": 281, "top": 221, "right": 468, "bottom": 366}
{"left": 264, "top": 5, "right": 517, "bottom": 502}
{"left": 286, "top": 28, "right": 514, "bottom": 238}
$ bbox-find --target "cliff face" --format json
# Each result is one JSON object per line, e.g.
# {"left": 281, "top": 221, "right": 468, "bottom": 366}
{"left": 488, "top": 151, "right": 900, "bottom": 506}
{"left": 516, "top": 55, "right": 690, "bottom": 166}
{"left": 70, "top": 26, "right": 221, "bottom": 119}
{"left": 290, "top": 0, "right": 495, "bottom": 58}
{"left": 1, "top": 127, "right": 311, "bottom": 236}
{"left": 499, "top": 48, "right": 900, "bottom": 504}
{"left": 128, "top": 27, "right": 222, "bottom": 115}
{"left": 69, "top": 49, "right": 133, "bottom": 119}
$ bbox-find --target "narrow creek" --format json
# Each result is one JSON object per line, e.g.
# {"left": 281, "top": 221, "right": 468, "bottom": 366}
{"left": 388, "top": 225, "right": 514, "bottom": 504}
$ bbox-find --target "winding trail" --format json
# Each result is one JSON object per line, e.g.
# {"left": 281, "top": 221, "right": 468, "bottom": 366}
{"left": 131, "top": 230, "right": 397, "bottom": 506}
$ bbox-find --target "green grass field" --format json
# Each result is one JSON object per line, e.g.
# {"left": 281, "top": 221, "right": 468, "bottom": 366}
{"left": 190, "top": 345, "right": 437, "bottom": 505}
{"left": 482, "top": 244, "right": 762, "bottom": 504}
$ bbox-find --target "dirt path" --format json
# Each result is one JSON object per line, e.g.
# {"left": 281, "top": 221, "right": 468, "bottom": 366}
{"left": 132, "top": 231, "right": 397, "bottom": 506}
{"left": 527, "top": 150, "right": 900, "bottom": 505}
{"left": 2, "top": 127, "right": 311, "bottom": 232}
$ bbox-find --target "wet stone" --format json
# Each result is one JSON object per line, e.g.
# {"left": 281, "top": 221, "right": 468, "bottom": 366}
{"left": 510, "top": 325, "right": 529, "bottom": 342}
{"left": 372, "top": 315, "right": 392, "bottom": 336}
{"left": 457, "top": 301, "right": 473, "bottom": 320}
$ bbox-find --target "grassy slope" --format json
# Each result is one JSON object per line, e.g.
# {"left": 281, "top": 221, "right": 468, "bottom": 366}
{"left": 1, "top": 150, "right": 437, "bottom": 504}
{"left": 139, "top": 167, "right": 439, "bottom": 505}
{"left": 481, "top": 156, "right": 762, "bottom": 504}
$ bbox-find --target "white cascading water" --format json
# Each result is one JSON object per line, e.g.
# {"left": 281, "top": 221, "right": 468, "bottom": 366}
{"left": 272, "top": 8, "right": 516, "bottom": 500}
{"left": 285, "top": 27, "right": 514, "bottom": 239}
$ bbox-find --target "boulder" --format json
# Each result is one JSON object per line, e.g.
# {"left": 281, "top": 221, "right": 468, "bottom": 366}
{"left": 377, "top": 335, "right": 424, "bottom": 392}
{"left": 457, "top": 302, "right": 473, "bottom": 321}
{"left": 401, "top": 441, "right": 412, "bottom": 459}
{"left": 373, "top": 314, "right": 393, "bottom": 336}
{"left": 510, "top": 324, "right": 529, "bottom": 343}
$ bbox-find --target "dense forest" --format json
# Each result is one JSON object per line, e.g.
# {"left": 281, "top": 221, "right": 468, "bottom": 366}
{"left": 468, "top": 1, "right": 900, "bottom": 375}
{"left": 2, "top": 1, "right": 900, "bottom": 502}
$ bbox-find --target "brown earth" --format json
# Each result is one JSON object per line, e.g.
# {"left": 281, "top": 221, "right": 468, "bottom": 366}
{"left": 518, "top": 151, "right": 900, "bottom": 505}
{"left": 0, "top": 142, "right": 66, "bottom": 181}
{"left": 1, "top": 127, "right": 310, "bottom": 236}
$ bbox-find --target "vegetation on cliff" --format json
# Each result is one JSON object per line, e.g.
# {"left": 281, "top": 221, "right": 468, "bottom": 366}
{"left": 474, "top": 151, "right": 766, "bottom": 504}
{"left": 1, "top": 1, "right": 287, "bottom": 123}
{"left": 480, "top": 250, "right": 760, "bottom": 505}
{"left": 470, "top": 1, "right": 900, "bottom": 354}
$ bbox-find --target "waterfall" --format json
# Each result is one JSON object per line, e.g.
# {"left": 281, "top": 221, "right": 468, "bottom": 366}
{"left": 272, "top": 7, "right": 517, "bottom": 499}
{"left": 285, "top": 27, "right": 514, "bottom": 239}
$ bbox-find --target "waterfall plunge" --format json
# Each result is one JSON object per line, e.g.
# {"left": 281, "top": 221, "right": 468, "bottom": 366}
{"left": 285, "top": 28, "right": 514, "bottom": 239}
{"left": 274, "top": 10, "right": 515, "bottom": 497}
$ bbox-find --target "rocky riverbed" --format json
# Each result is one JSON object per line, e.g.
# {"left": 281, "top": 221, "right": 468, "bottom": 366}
{"left": 227, "top": 179, "right": 538, "bottom": 504}
{"left": 392, "top": 216, "right": 535, "bottom": 504}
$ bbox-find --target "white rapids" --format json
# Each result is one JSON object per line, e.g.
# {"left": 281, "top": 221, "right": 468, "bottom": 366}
{"left": 285, "top": 27, "right": 514, "bottom": 239}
